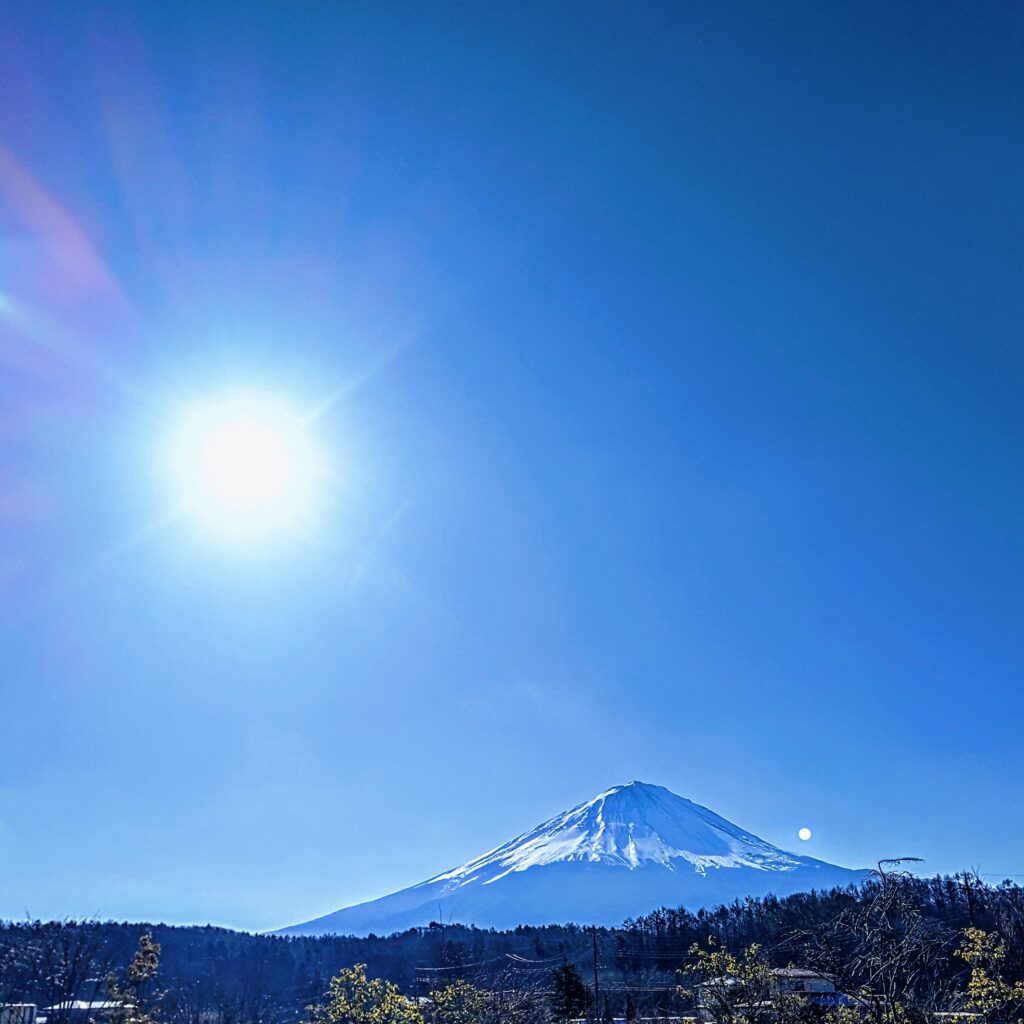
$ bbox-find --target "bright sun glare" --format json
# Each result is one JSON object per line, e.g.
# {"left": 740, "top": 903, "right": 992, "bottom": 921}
{"left": 173, "top": 398, "right": 319, "bottom": 540}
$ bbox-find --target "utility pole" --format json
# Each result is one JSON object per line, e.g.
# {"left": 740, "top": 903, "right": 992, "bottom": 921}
{"left": 962, "top": 871, "right": 977, "bottom": 926}
{"left": 592, "top": 926, "right": 600, "bottom": 1024}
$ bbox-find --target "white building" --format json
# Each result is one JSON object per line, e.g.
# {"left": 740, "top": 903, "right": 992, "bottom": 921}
{"left": 1, "top": 1006, "right": 37, "bottom": 1024}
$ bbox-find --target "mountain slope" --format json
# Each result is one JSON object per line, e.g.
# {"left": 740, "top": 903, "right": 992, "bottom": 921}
{"left": 279, "top": 782, "right": 867, "bottom": 936}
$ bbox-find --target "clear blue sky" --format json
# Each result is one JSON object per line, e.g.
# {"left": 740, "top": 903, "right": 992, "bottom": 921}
{"left": 0, "top": 2, "right": 1021, "bottom": 932}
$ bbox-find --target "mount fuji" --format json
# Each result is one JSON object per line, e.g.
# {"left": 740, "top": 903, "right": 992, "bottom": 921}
{"left": 279, "top": 782, "right": 867, "bottom": 936}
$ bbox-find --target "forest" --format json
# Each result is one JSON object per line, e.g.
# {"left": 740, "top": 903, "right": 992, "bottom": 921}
{"left": 1, "top": 869, "right": 1021, "bottom": 1024}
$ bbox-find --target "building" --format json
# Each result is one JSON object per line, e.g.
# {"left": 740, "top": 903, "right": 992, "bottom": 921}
{"left": 771, "top": 968, "right": 838, "bottom": 998}
{"left": 696, "top": 966, "right": 853, "bottom": 1021}
{"left": 41, "top": 1002, "right": 123, "bottom": 1024}
{"left": 1, "top": 1005, "right": 37, "bottom": 1024}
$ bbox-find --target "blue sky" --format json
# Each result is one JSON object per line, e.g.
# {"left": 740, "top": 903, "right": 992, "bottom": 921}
{"left": 0, "top": 1, "right": 1021, "bottom": 931}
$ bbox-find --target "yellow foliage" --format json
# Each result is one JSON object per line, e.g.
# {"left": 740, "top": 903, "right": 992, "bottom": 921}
{"left": 429, "top": 981, "right": 490, "bottom": 1024}
{"left": 309, "top": 964, "right": 423, "bottom": 1024}
{"left": 957, "top": 928, "right": 1024, "bottom": 1022}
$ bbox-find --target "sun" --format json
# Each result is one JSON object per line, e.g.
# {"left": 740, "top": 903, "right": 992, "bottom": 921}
{"left": 798, "top": 827, "right": 812, "bottom": 842}
{"left": 172, "top": 397, "right": 320, "bottom": 540}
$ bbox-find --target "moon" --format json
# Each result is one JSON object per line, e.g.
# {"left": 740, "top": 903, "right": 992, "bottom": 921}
{"left": 798, "top": 826, "right": 812, "bottom": 841}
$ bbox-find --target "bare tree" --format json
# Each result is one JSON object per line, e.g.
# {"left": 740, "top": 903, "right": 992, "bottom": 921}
{"left": 802, "top": 860, "right": 952, "bottom": 1024}
{"left": 22, "top": 921, "right": 112, "bottom": 1024}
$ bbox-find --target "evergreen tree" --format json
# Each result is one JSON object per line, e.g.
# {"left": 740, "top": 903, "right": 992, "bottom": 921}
{"left": 107, "top": 933, "right": 162, "bottom": 1024}
{"left": 549, "top": 961, "right": 591, "bottom": 1021}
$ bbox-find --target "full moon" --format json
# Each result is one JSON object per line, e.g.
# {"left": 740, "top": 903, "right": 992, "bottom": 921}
{"left": 172, "top": 398, "right": 319, "bottom": 539}
{"left": 798, "top": 827, "right": 812, "bottom": 841}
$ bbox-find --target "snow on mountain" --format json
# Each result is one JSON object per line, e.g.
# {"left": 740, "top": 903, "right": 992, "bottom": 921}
{"left": 429, "top": 783, "right": 805, "bottom": 882}
{"left": 278, "top": 782, "right": 867, "bottom": 936}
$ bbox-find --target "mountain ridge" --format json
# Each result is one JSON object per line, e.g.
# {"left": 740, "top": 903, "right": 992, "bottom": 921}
{"left": 279, "top": 782, "right": 867, "bottom": 936}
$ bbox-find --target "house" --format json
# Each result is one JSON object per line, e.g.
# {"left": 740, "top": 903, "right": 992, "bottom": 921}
{"left": 41, "top": 1002, "right": 123, "bottom": 1024}
{"left": 1, "top": 1005, "right": 37, "bottom": 1024}
{"left": 772, "top": 968, "right": 838, "bottom": 997}
{"left": 696, "top": 966, "right": 852, "bottom": 1021}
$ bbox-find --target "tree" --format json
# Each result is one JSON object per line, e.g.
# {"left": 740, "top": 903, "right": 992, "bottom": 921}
{"left": 549, "top": 961, "right": 590, "bottom": 1022}
{"left": 624, "top": 993, "right": 637, "bottom": 1022}
{"left": 956, "top": 928, "right": 1024, "bottom": 1024}
{"left": 429, "top": 980, "right": 489, "bottom": 1024}
{"left": 309, "top": 964, "right": 423, "bottom": 1024}
{"left": 679, "top": 937, "right": 777, "bottom": 1024}
{"left": 474, "top": 967, "right": 550, "bottom": 1024}
{"left": 107, "top": 933, "right": 162, "bottom": 1024}
{"left": 0, "top": 932, "right": 39, "bottom": 1008}
{"left": 802, "top": 860, "right": 951, "bottom": 1024}
{"left": 425, "top": 976, "right": 548, "bottom": 1024}
{"left": 24, "top": 921, "right": 112, "bottom": 1024}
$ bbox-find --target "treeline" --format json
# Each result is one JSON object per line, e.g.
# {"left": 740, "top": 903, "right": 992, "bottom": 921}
{"left": 1, "top": 873, "right": 1021, "bottom": 1024}
{"left": 618, "top": 872, "right": 1022, "bottom": 966}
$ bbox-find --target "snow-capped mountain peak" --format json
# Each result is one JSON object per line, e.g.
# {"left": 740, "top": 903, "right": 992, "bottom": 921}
{"left": 279, "top": 781, "right": 866, "bottom": 936}
{"left": 429, "top": 782, "right": 802, "bottom": 887}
